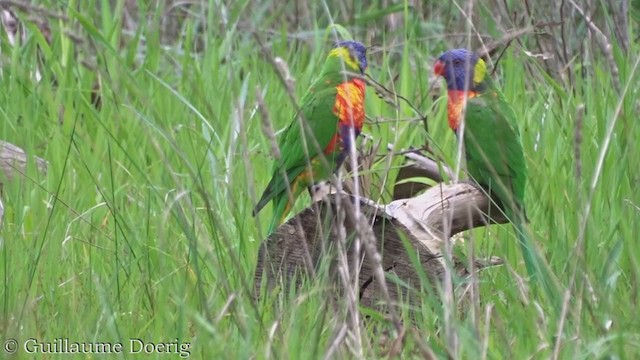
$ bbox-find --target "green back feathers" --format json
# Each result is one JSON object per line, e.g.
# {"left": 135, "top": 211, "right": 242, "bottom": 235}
{"left": 464, "top": 89, "right": 527, "bottom": 213}
{"left": 253, "top": 41, "right": 368, "bottom": 220}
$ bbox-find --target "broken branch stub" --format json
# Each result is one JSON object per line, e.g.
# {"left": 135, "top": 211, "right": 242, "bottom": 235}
{"left": 0, "top": 140, "right": 48, "bottom": 227}
{"left": 0, "top": 140, "right": 49, "bottom": 185}
{"left": 254, "top": 182, "right": 507, "bottom": 308}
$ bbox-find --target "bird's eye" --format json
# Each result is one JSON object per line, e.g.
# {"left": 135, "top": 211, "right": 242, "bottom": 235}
{"left": 453, "top": 59, "right": 462, "bottom": 65}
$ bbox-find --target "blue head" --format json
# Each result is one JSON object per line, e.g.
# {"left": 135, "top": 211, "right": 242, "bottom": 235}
{"left": 434, "top": 49, "right": 487, "bottom": 92}
{"left": 330, "top": 40, "right": 368, "bottom": 74}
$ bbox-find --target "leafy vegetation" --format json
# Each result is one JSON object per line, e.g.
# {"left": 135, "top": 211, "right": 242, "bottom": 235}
{"left": 0, "top": 0, "right": 638, "bottom": 358}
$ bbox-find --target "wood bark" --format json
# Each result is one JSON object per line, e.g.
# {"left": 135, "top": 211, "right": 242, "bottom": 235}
{"left": 0, "top": 140, "right": 49, "bottom": 226}
{"left": 0, "top": 140, "right": 48, "bottom": 181}
{"left": 254, "top": 180, "right": 507, "bottom": 309}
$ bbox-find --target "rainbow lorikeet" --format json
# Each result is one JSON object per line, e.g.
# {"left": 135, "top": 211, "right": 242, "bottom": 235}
{"left": 253, "top": 41, "right": 368, "bottom": 233}
{"left": 434, "top": 49, "right": 558, "bottom": 299}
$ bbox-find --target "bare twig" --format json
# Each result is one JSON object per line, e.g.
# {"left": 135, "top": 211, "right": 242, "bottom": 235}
{"left": 612, "top": 0, "right": 630, "bottom": 53}
{"left": 475, "top": 25, "right": 535, "bottom": 59}
{"left": 573, "top": 104, "right": 584, "bottom": 187}
{"left": 362, "top": 73, "right": 428, "bottom": 124}
{"left": 410, "top": 328, "right": 438, "bottom": 360}
{"left": 559, "top": 0, "right": 575, "bottom": 90}
{"left": 567, "top": 0, "right": 621, "bottom": 93}
{"left": 323, "top": 324, "right": 348, "bottom": 360}
{"left": 551, "top": 290, "right": 573, "bottom": 360}
{"left": 523, "top": 0, "right": 561, "bottom": 81}
{"left": 255, "top": 87, "right": 281, "bottom": 161}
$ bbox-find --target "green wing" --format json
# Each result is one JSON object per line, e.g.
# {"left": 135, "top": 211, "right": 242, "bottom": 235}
{"left": 464, "top": 85, "right": 560, "bottom": 306}
{"left": 463, "top": 91, "right": 527, "bottom": 214}
{"left": 252, "top": 81, "right": 339, "bottom": 215}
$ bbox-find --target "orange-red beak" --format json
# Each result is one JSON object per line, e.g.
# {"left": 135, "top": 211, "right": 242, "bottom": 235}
{"left": 433, "top": 60, "right": 445, "bottom": 77}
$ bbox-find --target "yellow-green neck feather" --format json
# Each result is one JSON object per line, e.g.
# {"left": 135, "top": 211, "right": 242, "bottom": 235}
{"left": 328, "top": 47, "right": 360, "bottom": 72}
{"left": 473, "top": 58, "right": 487, "bottom": 85}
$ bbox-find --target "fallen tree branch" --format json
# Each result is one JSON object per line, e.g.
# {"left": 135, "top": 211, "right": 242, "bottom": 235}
{"left": 0, "top": 140, "right": 49, "bottom": 227}
{"left": 254, "top": 182, "right": 506, "bottom": 311}
{"left": 386, "top": 143, "right": 454, "bottom": 199}
{"left": 0, "top": 140, "right": 48, "bottom": 183}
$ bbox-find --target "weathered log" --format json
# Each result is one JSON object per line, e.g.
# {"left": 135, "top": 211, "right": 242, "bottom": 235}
{"left": 0, "top": 140, "right": 49, "bottom": 183}
{"left": 0, "top": 140, "right": 49, "bottom": 226}
{"left": 391, "top": 148, "right": 454, "bottom": 199}
{"left": 254, "top": 182, "right": 507, "bottom": 309}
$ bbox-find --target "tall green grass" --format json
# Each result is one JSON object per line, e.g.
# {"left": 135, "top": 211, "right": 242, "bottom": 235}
{"left": 0, "top": 0, "right": 638, "bottom": 358}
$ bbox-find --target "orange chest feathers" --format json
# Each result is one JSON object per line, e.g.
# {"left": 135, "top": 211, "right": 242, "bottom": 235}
{"left": 332, "top": 78, "right": 366, "bottom": 129}
{"left": 321, "top": 79, "right": 366, "bottom": 156}
{"left": 447, "top": 90, "right": 478, "bottom": 131}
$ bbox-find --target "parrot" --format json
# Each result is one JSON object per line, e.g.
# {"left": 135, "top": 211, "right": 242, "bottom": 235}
{"left": 433, "top": 48, "right": 558, "bottom": 301}
{"left": 253, "top": 41, "right": 368, "bottom": 234}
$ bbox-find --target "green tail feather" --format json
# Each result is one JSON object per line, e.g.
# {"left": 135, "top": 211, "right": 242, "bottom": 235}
{"left": 267, "top": 192, "right": 292, "bottom": 235}
{"left": 510, "top": 212, "right": 561, "bottom": 310}
{"left": 512, "top": 218, "right": 541, "bottom": 282}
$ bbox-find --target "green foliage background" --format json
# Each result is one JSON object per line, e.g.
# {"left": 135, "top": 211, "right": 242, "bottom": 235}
{"left": 0, "top": 0, "right": 638, "bottom": 358}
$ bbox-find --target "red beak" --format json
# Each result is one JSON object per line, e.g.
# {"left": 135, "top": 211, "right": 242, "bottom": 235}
{"left": 433, "top": 60, "right": 445, "bottom": 76}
